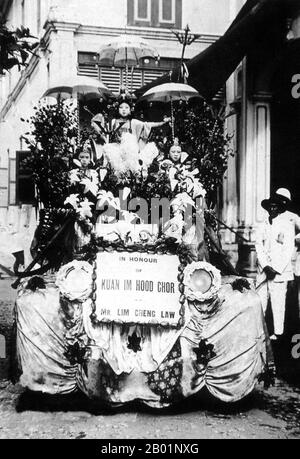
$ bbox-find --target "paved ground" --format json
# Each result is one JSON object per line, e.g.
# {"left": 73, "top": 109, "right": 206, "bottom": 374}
{"left": 1, "top": 278, "right": 300, "bottom": 440}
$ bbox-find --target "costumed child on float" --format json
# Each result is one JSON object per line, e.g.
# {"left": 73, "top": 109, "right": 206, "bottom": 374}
{"left": 66, "top": 142, "right": 100, "bottom": 251}
{"left": 69, "top": 142, "right": 99, "bottom": 202}
{"left": 91, "top": 89, "right": 171, "bottom": 176}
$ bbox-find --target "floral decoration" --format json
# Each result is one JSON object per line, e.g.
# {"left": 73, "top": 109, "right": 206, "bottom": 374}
{"left": 183, "top": 261, "right": 221, "bottom": 303}
{"left": 56, "top": 260, "right": 93, "bottom": 302}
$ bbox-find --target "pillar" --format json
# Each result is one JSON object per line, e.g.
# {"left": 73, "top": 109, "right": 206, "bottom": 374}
{"left": 236, "top": 60, "right": 272, "bottom": 276}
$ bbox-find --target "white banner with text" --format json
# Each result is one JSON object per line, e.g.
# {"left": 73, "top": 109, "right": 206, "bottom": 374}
{"left": 95, "top": 251, "right": 182, "bottom": 327}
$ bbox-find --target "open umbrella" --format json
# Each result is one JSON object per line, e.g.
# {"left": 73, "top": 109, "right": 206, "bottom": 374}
{"left": 98, "top": 34, "right": 159, "bottom": 90}
{"left": 98, "top": 34, "right": 159, "bottom": 67}
{"left": 138, "top": 82, "right": 201, "bottom": 104}
{"left": 138, "top": 82, "right": 201, "bottom": 139}
{"left": 42, "top": 77, "right": 115, "bottom": 145}
{"left": 42, "top": 76, "right": 115, "bottom": 101}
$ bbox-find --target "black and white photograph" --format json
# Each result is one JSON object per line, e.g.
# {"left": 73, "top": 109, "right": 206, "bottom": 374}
{"left": 0, "top": 0, "right": 300, "bottom": 442}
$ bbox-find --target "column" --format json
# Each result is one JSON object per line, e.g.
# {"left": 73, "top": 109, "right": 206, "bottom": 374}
{"left": 221, "top": 74, "right": 239, "bottom": 267}
{"left": 243, "top": 97, "right": 271, "bottom": 229}
{"left": 236, "top": 61, "right": 271, "bottom": 276}
{"left": 47, "top": 23, "right": 80, "bottom": 85}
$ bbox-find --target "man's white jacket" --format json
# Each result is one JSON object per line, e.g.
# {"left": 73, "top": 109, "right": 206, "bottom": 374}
{"left": 255, "top": 211, "right": 300, "bottom": 284}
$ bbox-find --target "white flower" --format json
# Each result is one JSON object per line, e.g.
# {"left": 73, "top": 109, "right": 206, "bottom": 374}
{"left": 99, "top": 168, "right": 108, "bottom": 182}
{"left": 171, "top": 193, "right": 195, "bottom": 214}
{"left": 120, "top": 210, "right": 140, "bottom": 224}
{"left": 193, "top": 179, "right": 206, "bottom": 199}
{"left": 69, "top": 169, "right": 81, "bottom": 185}
{"left": 81, "top": 177, "right": 98, "bottom": 197}
{"left": 64, "top": 194, "right": 79, "bottom": 209}
{"left": 97, "top": 190, "right": 120, "bottom": 211}
{"left": 77, "top": 199, "right": 93, "bottom": 219}
{"left": 121, "top": 187, "right": 131, "bottom": 201}
{"left": 56, "top": 261, "right": 93, "bottom": 302}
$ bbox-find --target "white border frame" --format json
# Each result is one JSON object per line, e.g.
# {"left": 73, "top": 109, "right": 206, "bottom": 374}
{"left": 158, "top": 0, "right": 176, "bottom": 24}
{"left": 134, "top": 0, "right": 151, "bottom": 22}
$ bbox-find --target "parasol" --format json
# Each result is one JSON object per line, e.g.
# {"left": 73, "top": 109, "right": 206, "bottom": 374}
{"left": 138, "top": 82, "right": 201, "bottom": 138}
{"left": 98, "top": 34, "right": 159, "bottom": 90}
{"left": 98, "top": 34, "right": 159, "bottom": 67}
{"left": 138, "top": 82, "right": 201, "bottom": 104}
{"left": 42, "top": 76, "right": 115, "bottom": 101}
{"left": 42, "top": 76, "right": 115, "bottom": 145}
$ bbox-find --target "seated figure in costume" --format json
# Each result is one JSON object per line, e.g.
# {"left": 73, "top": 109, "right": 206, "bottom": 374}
{"left": 159, "top": 138, "right": 193, "bottom": 179}
{"left": 68, "top": 143, "right": 100, "bottom": 251}
{"left": 69, "top": 142, "right": 99, "bottom": 202}
{"left": 169, "top": 138, "right": 190, "bottom": 166}
{"left": 91, "top": 90, "right": 171, "bottom": 175}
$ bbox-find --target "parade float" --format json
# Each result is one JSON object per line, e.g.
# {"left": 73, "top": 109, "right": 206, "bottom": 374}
{"left": 12, "top": 36, "right": 273, "bottom": 408}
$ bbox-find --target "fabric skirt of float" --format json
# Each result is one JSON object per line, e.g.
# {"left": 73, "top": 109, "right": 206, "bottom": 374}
{"left": 15, "top": 277, "right": 270, "bottom": 407}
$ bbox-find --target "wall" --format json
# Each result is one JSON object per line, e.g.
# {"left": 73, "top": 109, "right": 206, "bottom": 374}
{"left": 183, "top": 0, "right": 231, "bottom": 35}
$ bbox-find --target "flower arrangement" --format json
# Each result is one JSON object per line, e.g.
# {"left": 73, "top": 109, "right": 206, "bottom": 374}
{"left": 183, "top": 261, "right": 221, "bottom": 303}
{"left": 56, "top": 260, "right": 93, "bottom": 302}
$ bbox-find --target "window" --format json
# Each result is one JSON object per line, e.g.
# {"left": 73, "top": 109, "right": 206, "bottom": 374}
{"left": 77, "top": 52, "right": 179, "bottom": 94}
{"left": 134, "top": 0, "right": 151, "bottom": 21}
{"left": 9, "top": 156, "right": 16, "bottom": 205}
{"left": 128, "top": 0, "right": 182, "bottom": 28}
{"left": 159, "top": 0, "right": 175, "bottom": 24}
{"left": 0, "top": 167, "right": 8, "bottom": 207}
{"left": 16, "top": 151, "right": 35, "bottom": 205}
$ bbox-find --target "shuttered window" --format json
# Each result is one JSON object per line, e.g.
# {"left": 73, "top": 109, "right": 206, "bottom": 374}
{"left": 128, "top": 0, "right": 182, "bottom": 28}
{"left": 159, "top": 0, "right": 175, "bottom": 24}
{"left": 0, "top": 167, "right": 8, "bottom": 207}
{"left": 134, "top": 0, "right": 151, "bottom": 21}
{"left": 77, "top": 52, "right": 176, "bottom": 94}
{"left": 99, "top": 67, "right": 122, "bottom": 93}
{"left": 16, "top": 151, "right": 35, "bottom": 205}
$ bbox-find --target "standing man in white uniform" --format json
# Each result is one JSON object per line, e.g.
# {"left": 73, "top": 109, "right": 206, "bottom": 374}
{"left": 255, "top": 188, "right": 300, "bottom": 340}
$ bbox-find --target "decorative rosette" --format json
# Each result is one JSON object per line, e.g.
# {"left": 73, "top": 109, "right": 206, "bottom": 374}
{"left": 183, "top": 262, "right": 221, "bottom": 303}
{"left": 56, "top": 261, "right": 93, "bottom": 302}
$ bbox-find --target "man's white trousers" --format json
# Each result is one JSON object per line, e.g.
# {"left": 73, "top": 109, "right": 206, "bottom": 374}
{"left": 257, "top": 280, "right": 288, "bottom": 335}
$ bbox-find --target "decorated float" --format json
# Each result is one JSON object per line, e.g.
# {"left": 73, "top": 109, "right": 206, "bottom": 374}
{"left": 12, "top": 37, "right": 273, "bottom": 408}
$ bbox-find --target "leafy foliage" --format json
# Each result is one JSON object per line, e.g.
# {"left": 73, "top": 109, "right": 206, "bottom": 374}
{"left": 0, "top": 17, "right": 39, "bottom": 75}
{"left": 22, "top": 101, "right": 78, "bottom": 208}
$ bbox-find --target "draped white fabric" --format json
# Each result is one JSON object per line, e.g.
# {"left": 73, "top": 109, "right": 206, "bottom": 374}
{"left": 15, "top": 281, "right": 269, "bottom": 405}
